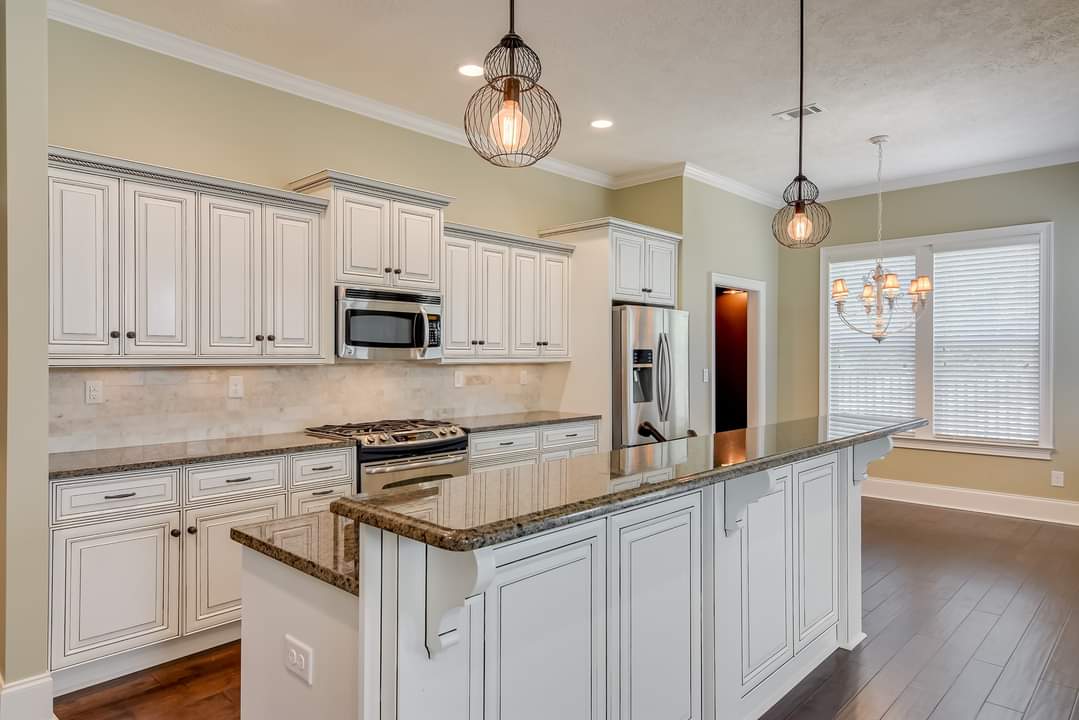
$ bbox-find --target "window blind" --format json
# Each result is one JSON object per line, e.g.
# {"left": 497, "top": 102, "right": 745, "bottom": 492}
{"left": 827, "top": 255, "right": 917, "bottom": 422}
{"left": 932, "top": 242, "right": 1042, "bottom": 444}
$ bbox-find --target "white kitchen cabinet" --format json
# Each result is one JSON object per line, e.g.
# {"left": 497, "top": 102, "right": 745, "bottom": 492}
{"left": 50, "top": 511, "right": 181, "bottom": 669}
{"left": 392, "top": 201, "right": 441, "bottom": 291}
{"left": 442, "top": 237, "right": 509, "bottom": 358}
{"left": 483, "top": 521, "right": 606, "bottom": 720}
{"left": 442, "top": 236, "right": 477, "bottom": 357}
{"left": 645, "top": 237, "right": 678, "bottom": 306}
{"left": 470, "top": 456, "right": 539, "bottom": 525}
{"left": 510, "top": 247, "right": 541, "bottom": 358}
{"left": 199, "top": 194, "right": 263, "bottom": 356}
{"left": 793, "top": 454, "right": 840, "bottom": 651}
{"left": 476, "top": 242, "right": 510, "bottom": 355}
{"left": 48, "top": 169, "right": 121, "bottom": 357}
{"left": 264, "top": 206, "right": 321, "bottom": 357}
{"left": 611, "top": 230, "right": 646, "bottom": 302}
{"left": 540, "top": 252, "right": 571, "bottom": 357}
{"left": 509, "top": 248, "right": 570, "bottom": 358}
{"left": 608, "top": 494, "right": 702, "bottom": 720}
{"left": 334, "top": 189, "right": 392, "bottom": 287}
{"left": 288, "top": 483, "right": 353, "bottom": 516}
{"left": 183, "top": 494, "right": 287, "bottom": 634}
{"left": 123, "top": 181, "right": 198, "bottom": 356}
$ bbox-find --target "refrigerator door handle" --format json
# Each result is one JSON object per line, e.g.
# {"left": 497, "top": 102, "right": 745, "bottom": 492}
{"left": 658, "top": 332, "right": 672, "bottom": 421}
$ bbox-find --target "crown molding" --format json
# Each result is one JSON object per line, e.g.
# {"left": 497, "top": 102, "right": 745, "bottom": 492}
{"left": 821, "top": 148, "right": 1079, "bottom": 201}
{"left": 46, "top": 0, "right": 615, "bottom": 189}
{"left": 538, "top": 216, "right": 682, "bottom": 242}
{"left": 610, "top": 162, "right": 781, "bottom": 208}
{"left": 608, "top": 163, "right": 686, "bottom": 190}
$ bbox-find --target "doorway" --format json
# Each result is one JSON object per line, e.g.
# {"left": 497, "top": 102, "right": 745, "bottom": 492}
{"left": 708, "top": 272, "right": 766, "bottom": 434}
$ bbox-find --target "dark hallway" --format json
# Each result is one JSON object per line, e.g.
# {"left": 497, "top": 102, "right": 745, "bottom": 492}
{"left": 714, "top": 288, "right": 748, "bottom": 432}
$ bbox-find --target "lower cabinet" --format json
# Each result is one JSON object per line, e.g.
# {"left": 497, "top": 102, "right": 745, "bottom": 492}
{"left": 470, "top": 456, "right": 539, "bottom": 524}
{"left": 793, "top": 454, "right": 840, "bottom": 651}
{"left": 50, "top": 511, "right": 182, "bottom": 669}
{"left": 183, "top": 495, "right": 286, "bottom": 634}
{"left": 482, "top": 521, "right": 606, "bottom": 720}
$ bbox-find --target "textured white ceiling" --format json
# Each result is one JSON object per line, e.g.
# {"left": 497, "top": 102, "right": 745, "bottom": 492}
{"left": 70, "top": 0, "right": 1079, "bottom": 196}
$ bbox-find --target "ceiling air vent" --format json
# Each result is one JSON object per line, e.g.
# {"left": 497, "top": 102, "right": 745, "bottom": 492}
{"left": 772, "top": 103, "right": 824, "bottom": 121}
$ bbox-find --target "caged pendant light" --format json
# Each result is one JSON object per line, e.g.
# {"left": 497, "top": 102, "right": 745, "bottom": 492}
{"left": 772, "top": 0, "right": 831, "bottom": 248}
{"left": 464, "top": 0, "right": 561, "bottom": 168}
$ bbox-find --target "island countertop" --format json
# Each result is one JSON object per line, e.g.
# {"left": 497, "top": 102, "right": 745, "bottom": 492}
{"left": 449, "top": 410, "right": 601, "bottom": 433}
{"left": 331, "top": 414, "right": 925, "bottom": 551}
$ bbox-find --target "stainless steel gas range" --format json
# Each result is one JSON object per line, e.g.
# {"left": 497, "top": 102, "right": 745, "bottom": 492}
{"left": 306, "top": 419, "right": 467, "bottom": 494}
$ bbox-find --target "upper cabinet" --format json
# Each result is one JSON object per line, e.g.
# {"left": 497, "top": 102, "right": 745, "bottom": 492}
{"left": 442, "top": 224, "right": 573, "bottom": 363}
{"left": 287, "top": 170, "right": 452, "bottom": 294}
{"left": 540, "top": 217, "right": 681, "bottom": 308}
{"left": 47, "top": 148, "right": 329, "bottom": 367}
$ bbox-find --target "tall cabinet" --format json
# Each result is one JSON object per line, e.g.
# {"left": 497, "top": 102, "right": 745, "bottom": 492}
{"left": 47, "top": 148, "right": 329, "bottom": 366}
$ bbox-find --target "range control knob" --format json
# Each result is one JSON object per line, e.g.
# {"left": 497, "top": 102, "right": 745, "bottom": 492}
{"left": 438, "top": 429, "right": 448, "bottom": 436}
{"left": 362, "top": 436, "right": 375, "bottom": 445}
{"left": 379, "top": 434, "right": 390, "bottom": 442}
{"left": 450, "top": 427, "right": 460, "bottom": 435}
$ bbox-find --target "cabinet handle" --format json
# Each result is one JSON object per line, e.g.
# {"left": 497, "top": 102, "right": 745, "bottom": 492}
{"left": 311, "top": 489, "right": 335, "bottom": 497}
{"left": 393, "top": 268, "right": 402, "bottom": 274}
{"left": 256, "top": 334, "right": 265, "bottom": 341}
{"left": 109, "top": 330, "right": 121, "bottom": 339}
{"left": 310, "top": 465, "right": 335, "bottom": 472}
{"left": 225, "top": 476, "right": 252, "bottom": 484}
{"left": 471, "top": 340, "right": 478, "bottom": 346}
{"left": 187, "top": 526, "right": 198, "bottom": 534}
{"left": 477, "top": 340, "right": 486, "bottom": 345}
{"left": 643, "top": 288, "right": 652, "bottom": 293}
{"left": 170, "top": 528, "right": 181, "bottom": 538}
{"left": 564, "top": 433, "right": 579, "bottom": 438}
{"left": 498, "top": 441, "right": 514, "bottom": 446}
{"left": 103, "top": 491, "right": 137, "bottom": 500}
{"left": 267, "top": 334, "right": 276, "bottom": 341}
{"left": 126, "top": 331, "right": 136, "bottom": 339}
{"left": 384, "top": 267, "right": 393, "bottom": 273}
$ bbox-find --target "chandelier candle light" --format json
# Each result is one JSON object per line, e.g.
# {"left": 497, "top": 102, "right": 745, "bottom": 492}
{"left": 830, "top": 136, "right": 933, "bottom": 343}
{"left": 464, "top": 0, "right": 561, "bottom": 167}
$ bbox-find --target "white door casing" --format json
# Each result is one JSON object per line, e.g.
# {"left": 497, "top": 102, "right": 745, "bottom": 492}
{"left": 264, "top": 206, "right": 321, "bottom": 356}
{"left": 199, "top": 194, "right": 263, "bottom": 356}
{"left": 335, "top": 189, "right": 391, "bottom": 287}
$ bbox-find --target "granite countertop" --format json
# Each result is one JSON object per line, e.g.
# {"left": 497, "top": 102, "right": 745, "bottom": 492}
{"left": 331, "top": 414, "right": 926, "bottom": 552}
{"left": 450, "top": 410, "right": 602, "bottom": 433}
{"left": 49, "top": 432, "right": 357, "bottom": 480}
{"left": 231, "top": 511, "right": 358, "bottom": 595}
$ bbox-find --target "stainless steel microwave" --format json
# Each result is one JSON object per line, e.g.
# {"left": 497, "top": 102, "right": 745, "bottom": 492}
{"left": 336, "top": 287, "right": 442, "bottom": 361}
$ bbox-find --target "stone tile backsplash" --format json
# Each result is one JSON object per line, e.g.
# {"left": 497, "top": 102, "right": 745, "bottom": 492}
{"left": 49, "top": 364, "right": 566, "bottom": 453}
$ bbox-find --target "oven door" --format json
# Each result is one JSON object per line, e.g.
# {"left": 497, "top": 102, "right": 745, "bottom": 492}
{"left": 361, "top": 451, "right": 469, "bottom": 494}
{"left": 337, "top": 289, "right": 442, "bottom": 361}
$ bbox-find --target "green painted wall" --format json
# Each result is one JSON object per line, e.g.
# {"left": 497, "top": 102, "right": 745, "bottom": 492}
{"left": 610, "top": 176, "right": 683, "bottom": 234}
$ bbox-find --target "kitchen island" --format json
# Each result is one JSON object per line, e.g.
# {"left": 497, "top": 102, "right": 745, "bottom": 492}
{"left": 232, "top": 414, "right": 924, "bottom": 720}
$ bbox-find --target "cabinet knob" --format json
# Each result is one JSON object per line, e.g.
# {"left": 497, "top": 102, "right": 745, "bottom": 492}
{"left": 643, "top": 288, "right": 652, "bottom": 293}
{"left": 267, "top": 334, "right": 276, "bottom": 341}
{"left": 471, "top": 340, "right": 478, "bottom": 345}
{"left": 187, "top": 526, "right": 198, "bottom": 535}
{"left": 170, "top": 529, "right": 181, "bottom": 538}
{"left": 126, "top": 331, "right": 136, "bottom": 339}
{"left": 384, "top": 267, "right": 393, "bottom": 273}
{"left": 393, "top": 268, "right": 402, "bottom": 274}
{"left": 255, "top": 334, "right": 265, "bottom": 342}
{"left": 109, "top": 330, "right": 121, "bottom": 339}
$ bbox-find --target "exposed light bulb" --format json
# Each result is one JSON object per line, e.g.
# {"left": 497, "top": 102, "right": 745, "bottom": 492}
{"left": 786, "top": 211, "right": 813, "bottom": 244}
{"left": 488, "top": 98, "right": 531, "bottom": 153}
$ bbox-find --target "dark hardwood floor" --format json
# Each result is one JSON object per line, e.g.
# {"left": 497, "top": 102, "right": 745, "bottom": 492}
{"left": 54, "top": 498, "right": 1079, "bottom": 720}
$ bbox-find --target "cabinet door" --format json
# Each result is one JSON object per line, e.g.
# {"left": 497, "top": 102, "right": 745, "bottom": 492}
{"left": 264, "top": 206, "right": 321, "bottom": 357}
{"left": 476, "top": 242, "right": 510, "bottom": 356}
{"left": 469, "top": 457, "right": 538, "bottom": 524}
{"left": 608, "top": 494, "right": 702, "bottom": 720}
{"left": 793, "top": 454, "right": 840, "bottom": 651}
{"left": 540, "top": 252, "right": 571, "bottom": 357}
{"left": 611, "top": 231, "right": 646, "bottom": 302}
{"left": 645, "top": 238, "right": 677, "bottom": 306}
{"left": 484, "top": 523, "right": 606, "bottom": 720}
{"left": 391, "top": 201, "right": 440, "bottom": 291}
{"left": 539, "top": 451, "right": 570, "bottom": 509}
{"left": 199, "top": 195, "right": 263, "bottom": 356}
{"left": 335, "top": 190, "right": 391, "bottom": 287}
{"left": 442, "top": 236, "right": 476, "bottom": 357}
{"left": 50, "top": 511, "right": 181, "bottom": 669}
{"left": 48, "top": 169, "right": 121, "bottom": 356}
{"left": 289, "top": 483, "right": 353, "bottom": 516}
{"left": 123, "top": 181, "right": 197, "bottom": 356}
{"left": 183, "top": 494, "right": 286, "bottom": 633}
{"left": 510, "top": 247, "right": 541, "bottom": 357}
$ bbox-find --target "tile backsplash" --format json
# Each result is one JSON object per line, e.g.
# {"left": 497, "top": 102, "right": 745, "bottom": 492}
{"left": 50, "top": 364, "right": 566, "bottom": 453}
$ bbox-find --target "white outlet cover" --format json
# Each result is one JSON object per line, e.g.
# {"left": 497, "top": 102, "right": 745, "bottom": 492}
{"left": 284, "top": 634, "right": 314, "bottom": 686}
{"left": 85, "top": 380, "right": 104, "bottom": 405}
{"left": 228, "top": 375, "right": 244, "bottom": 399}
{"left": 454, "top": 370, "right": 464, "bottom": 388}
{"left": 702, "top": 368, "right": 710, "bottom": 383}
{"left": 519, "top": 369, "right": 528, "bottom": 385}
{"left": 1051, "top": 470, "right": 1065, "bottom": 488}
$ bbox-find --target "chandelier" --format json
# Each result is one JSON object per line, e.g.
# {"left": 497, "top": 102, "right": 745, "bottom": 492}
{"left": 830, "top": 136, "right": 933, "bottom": 342}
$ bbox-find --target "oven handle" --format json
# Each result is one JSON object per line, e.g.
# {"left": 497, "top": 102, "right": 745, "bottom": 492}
{"left": 381, "top": 473, "right": 456, "bottom": 490}
{"left": 364, "top": 453, "right": 467, "bottom": 474}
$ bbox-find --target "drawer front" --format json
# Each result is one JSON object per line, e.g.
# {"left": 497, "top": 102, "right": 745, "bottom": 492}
{"left": 643, "top": 467, "right": 675, "bottom": 484}
{"left": 541, "top": 421, "right": 598, "bottom": 449}
{"left": 289, "top": 448, "right": 354, "bottom": 489}
{"left": 185, "top": 457, "right": 286, "bottom": 503}
{"left": 289, "top": 482, "right": 354, "bottom": 515}
{"left": 53, "top": 469, "right": 180, "bottom": 525}
{"left": 470, "top": 429, "right": 540, "bottom": 459}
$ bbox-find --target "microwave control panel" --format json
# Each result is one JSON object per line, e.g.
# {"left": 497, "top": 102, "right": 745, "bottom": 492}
{"left": 428, "top": 315, "right": 442, "bottom": 347}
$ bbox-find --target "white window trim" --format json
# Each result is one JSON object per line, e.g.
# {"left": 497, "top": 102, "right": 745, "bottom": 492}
{"left": 818, "top": 222, "right": 1055, "bottom": 459}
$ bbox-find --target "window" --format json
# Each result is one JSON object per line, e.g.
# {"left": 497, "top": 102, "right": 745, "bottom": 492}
{"left": 821, "top": 223, "right": 1053, "bottom": 459}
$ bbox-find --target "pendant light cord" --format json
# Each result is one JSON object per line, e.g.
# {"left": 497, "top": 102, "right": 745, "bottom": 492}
{"left": 797, "top": 0, "right": 805, "bottom": 180}
{"left": 509, "top": 0, "right": 515, "bottom": 33}
{"left": 876, "top": 140, "right": 884, "bottom": 259}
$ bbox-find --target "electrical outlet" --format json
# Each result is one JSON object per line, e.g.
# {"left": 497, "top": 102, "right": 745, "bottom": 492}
{"left": 703, "top": 368, "right": 710, "bottom": 383}
{"left": 1051, "top": 470, "right": 1065, "bottom": 488}
{"left": 454, "top": 370, "right": 464, "bottom": 388}
{"left": 85, "top": 380, "right": 104, "bottom": 405}
{"left": 228, "top": 376, "right": 244, "bottom": 399}
{"left": 519, "top": 369, "right": 528, "bottom": 385}
{"left": 284, "top": 634, "right": 314, "bottom": 686}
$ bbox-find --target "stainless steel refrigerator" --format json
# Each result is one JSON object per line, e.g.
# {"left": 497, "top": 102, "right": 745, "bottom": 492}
{"left": 612, "top": 305, "right": 691, "bottom": 449}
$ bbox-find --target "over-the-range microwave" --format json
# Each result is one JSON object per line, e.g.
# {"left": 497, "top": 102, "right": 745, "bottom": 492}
{"left": 336, "top": 287, "right": 442, "bottom": 361}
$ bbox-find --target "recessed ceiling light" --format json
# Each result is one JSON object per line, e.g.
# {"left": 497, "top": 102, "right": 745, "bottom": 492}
{"left": 590, "top": 119, "right": 614, "bottom": 129}
{"left": 458, "top": 64, "right": 484, "bottom": 77}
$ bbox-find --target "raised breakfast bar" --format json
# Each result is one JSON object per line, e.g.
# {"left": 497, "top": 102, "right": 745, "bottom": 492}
{"left": 231, "top": 414, "right": 925, "bottom": 720}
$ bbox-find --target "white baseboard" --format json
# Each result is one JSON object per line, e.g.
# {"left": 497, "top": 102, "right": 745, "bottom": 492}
{"left": 864, "top": 477, "right": 1079, "bottom": 527}
{"left": 0, "top": 671, "right": 54, "bottom": 720}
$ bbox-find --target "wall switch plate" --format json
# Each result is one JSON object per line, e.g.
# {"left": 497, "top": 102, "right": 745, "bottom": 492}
{"left": 1051, "top": 470, "right": 1065, "bottom": 488}
{"left": 85, "top": 380, "right": 104, "bottom": 405}
{"left": 228, "top": 376, "right": 244, "bottom": 399}
{"left": 284, "top": 634, "right": 314, "bottom": 686}
{"left": 454, "top": 370, "right": 464, "bottom": 388}
{"left": 702, "top": 368, "right": 710, "bottom": 383}
{"left": 519, "top": 369, "right": 528, "bottom": 385}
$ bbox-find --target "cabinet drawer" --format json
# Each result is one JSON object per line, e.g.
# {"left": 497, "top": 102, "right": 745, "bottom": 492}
{"left": 470, "top": 429, "right": 539, "bottom": 459}
{"left": 185, "top": 457, "right": 285, "bottom": 503}
{"left": 290, "top": 449, "right": 353, "bottom": 489}
{"left": 289, "top": 482, "right": 354, "bottom": 516}
{"left": 52, "top": 469, "right": 180, "bottom": 525}
{"left": 541, "top": 422, "right": 598, "bottom": 449}
{"left": 643, "top": 467, "right": 675, "bottom": 484}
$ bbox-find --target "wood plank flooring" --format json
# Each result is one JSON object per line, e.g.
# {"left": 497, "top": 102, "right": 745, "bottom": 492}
{"left": 54, "top": 499, "right": 1079, "bottom": 720}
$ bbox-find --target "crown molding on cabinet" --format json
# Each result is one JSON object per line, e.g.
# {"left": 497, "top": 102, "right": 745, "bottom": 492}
{"left": 444, "top": 222, "right": 574, "bottom": 254}
{"left": 538, "top": 216, "right": 682, "bottom": 243}
{"left": 288, "top": 169, "right": 454, "bottom": 208}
